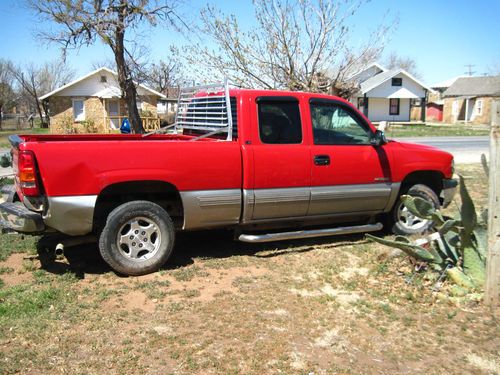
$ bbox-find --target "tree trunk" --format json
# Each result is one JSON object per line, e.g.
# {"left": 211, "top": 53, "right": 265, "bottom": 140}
{"left": 114, "top": 3, "right": 144, "bottom": 134}
{"left": 0, "top": 105, "right": 3, "bottom": 131}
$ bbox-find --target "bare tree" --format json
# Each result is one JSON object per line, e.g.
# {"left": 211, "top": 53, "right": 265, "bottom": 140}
{"left": 10, "top": 61, "right": 74, "bottom": 128}
{"left": 28, "top": 0, "right": 182, "bottom": 134}
{"left": 384, "top": 52, "right": 421, "bottom": 78}
{"left": 0, "top": 59, "right": 17, "bottom": 130}
{"left": 143, "top": 59, "right": 183, "bottom": 97}
{"left": 184, "top": 0, "right": 395, "bottom": 97}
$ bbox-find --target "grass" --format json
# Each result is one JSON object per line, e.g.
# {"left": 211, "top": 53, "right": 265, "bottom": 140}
{"left": 384, "top": 123, "right": 490, "bottom": 138}
{"left": 0, "top": 163, "right": 498, "bottom": 374}
{"left": 0, "top": 128, "right": 49, "bottom": 149}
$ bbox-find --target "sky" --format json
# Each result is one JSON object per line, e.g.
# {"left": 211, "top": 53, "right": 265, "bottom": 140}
{"left": 0, "top": 0, "right": 499, "bottom": 86}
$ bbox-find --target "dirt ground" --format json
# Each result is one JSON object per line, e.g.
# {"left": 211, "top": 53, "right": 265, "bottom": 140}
{"left": 0, "top": 164, "right": 499, "bottom": 374}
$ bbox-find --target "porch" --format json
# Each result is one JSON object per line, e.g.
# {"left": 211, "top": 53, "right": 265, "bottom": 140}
{"left": 105, "top": 115, "right": 161, "bottom": 132}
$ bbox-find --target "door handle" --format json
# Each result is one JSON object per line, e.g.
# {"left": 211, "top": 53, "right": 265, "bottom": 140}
{"left": 314, "top": 155, "right": 330, "bottom": 166}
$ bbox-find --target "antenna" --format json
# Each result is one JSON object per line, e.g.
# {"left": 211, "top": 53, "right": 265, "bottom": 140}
{"left": 464, "top": 64, "right": 476, "bottom": 76}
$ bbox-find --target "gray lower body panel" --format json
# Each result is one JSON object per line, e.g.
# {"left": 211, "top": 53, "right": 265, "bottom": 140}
{"left": 309, "top": 183, "right": 394, "bottom": 216}
{"left": 43, "top": 195, "right": 97, "bottom": 236}
{"left": 181, "top": 189, "right": 241, "bottom": 230}
{"left": 181, "top": 183, "right": 400, "bottom": 230}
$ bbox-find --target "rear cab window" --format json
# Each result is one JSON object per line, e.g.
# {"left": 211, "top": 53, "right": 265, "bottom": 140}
{"left": 257, "top": 97, "right": 302, "bottom": 144}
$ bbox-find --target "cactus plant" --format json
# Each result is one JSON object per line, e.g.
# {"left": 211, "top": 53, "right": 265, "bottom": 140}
{"left": 0, "top": 154, "right": 12, "bottom": 168}
{"left": 367, "top": 175, "right": 487, "bottom": 293}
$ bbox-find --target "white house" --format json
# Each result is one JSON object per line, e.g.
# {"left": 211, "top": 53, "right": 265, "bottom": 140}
{"left": 350, "top": 63, "right": 433, "bottom": 122}
{"left": 40, "top": 67, "right": 166, "bottom": 133}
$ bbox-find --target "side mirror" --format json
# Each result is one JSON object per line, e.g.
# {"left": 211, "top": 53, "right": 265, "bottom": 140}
{"left": 370, "top": 130, "right": 387, "bottom": 146}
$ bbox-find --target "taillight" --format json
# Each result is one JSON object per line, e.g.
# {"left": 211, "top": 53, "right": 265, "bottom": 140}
{"left": 18, "top": 150, "right": 41, "bottom": 196}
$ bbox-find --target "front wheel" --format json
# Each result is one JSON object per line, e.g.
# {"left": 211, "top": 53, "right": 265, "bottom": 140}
{"left": 99, "top": 200, "right": 175, "bottom": 276}
{"left": 391, "top": 184, "right": 440, "bottom": 235}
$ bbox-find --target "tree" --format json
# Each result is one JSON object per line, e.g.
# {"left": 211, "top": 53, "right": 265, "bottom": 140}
{"left": 143, "top": 59, "right": 183, "bottom": 97}
{"left": 28, "top": 0, "right": 182, "bottom": 134}
{"left": 384, "top": 52, "right": 421, "bottom": 78}
{"left": 185, "top": 0, "right": 395, "bottom": 97}
{"left": 0, "top": 59, "right": 17, "bottom": 130}
{"left": 10, "top": 61, "right": 74, "bottom": 128}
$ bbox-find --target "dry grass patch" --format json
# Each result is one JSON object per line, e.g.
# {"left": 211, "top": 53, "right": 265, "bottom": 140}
{"left": 0, "top": 163, "right": 498, "bottom": 374}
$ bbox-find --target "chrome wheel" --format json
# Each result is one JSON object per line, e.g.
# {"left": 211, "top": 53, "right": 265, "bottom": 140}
{"left": 117, "top": 216, "right": 161, "bottom": 261}
{"left": 397, "top": 203, "right": 431, "bottom": 232}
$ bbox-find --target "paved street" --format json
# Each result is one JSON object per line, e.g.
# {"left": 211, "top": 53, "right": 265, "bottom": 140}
{"left": 394, "top": 136, "right": 489, "bottom": 164}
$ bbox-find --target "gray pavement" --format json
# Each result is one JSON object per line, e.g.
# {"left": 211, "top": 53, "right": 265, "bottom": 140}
{"left": 395, "top": 136, "right": 489, "bottom": 164}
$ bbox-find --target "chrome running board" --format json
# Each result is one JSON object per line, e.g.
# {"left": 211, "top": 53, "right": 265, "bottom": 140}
{"left": 238, "top": 223, "right": 383, "bottom": 243}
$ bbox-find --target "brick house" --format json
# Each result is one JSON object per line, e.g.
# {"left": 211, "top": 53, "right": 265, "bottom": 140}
{"left": 40, "top": 67, "right": 166, "bottom": 133}
{"left": 442, "top": 75, "right": 500, "bottom": 125}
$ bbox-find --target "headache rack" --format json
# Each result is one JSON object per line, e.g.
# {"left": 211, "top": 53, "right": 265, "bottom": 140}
{"left": 174, "top": 79, "right": 235, "bottom": 141}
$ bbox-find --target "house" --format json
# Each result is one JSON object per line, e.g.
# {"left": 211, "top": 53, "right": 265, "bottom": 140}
{"left": 40, "top": 67, "right": 166, "bottom": 133}
{"left": 426, "top": 76, "right": 464, "bottom": 122}
{"left": 350, "top": 63, "right": 432, "bottom": 123}
{"left": 442, "top": 75, "right": 500, "bottom": 125}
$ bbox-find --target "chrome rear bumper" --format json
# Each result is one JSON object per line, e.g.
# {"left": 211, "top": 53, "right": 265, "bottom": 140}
{"left": 0, "top": 185, "right": 45, "bottom": 233}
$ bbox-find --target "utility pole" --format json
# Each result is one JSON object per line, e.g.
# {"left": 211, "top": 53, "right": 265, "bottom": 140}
{"left": 464, "top": 64, "right": 476, "bottom": 76}
{"left": 486, "top": 99, "right": 500, "bottom": 306}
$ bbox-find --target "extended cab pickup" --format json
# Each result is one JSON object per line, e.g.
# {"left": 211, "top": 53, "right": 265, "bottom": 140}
{"left": 0, "top": 85, "right": 457, "bottom": 275}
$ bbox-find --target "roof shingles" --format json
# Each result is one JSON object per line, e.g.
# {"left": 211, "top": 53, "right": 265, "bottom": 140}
{"left": 443, "top": 76, "right": 500, "bottom": 97}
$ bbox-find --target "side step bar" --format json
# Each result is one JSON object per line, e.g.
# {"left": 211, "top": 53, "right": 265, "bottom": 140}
{"left": 238, "top": 223, "right": 383, "bottom": 243}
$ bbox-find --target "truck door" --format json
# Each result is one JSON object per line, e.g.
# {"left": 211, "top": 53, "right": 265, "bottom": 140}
{"left": 247, "top": 96, "right": 311, "bottom": 220}
{"left": 307, "top": 98, "right": 393, "bottom": 216}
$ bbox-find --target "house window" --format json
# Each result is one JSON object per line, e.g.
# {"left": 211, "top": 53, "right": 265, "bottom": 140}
{"left": 389, "top": 98, "right": 400, "bottom": 115}
{"left": 100, "top": 75, "right": 107, "bottom": 83}
{"left": 452, "top": 100, "right": 459, "bottom": 116}
{"left": 357, "top": 97, "right": 365, "bottom": 109}
{"left": 476, "top": 99, "right": 483, "bottom": 115}
{"left": 72, "top": 99, "right": 85, "bottom": 121}
{"left": 410, "top": 98, "right": 422, "bottom": 106}
{"left": 108, "top": 100, "right": 119, "bottom": 116}
{"left": 391, "top": 78, "right": 402, "bottom": 86}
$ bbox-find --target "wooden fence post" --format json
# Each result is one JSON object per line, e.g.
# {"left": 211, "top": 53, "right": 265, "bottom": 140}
{"left": 485, "top": 99, "right": 500, "bottom": 306}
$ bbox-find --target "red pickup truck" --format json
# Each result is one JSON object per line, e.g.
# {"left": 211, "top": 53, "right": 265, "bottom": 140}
{"left": 0, "top": 85, "right": 456, "bottom": 275}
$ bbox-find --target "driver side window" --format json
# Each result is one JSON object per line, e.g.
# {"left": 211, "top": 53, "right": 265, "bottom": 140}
{"left": 311, "top": 103, "right": 371, "bottom": 145}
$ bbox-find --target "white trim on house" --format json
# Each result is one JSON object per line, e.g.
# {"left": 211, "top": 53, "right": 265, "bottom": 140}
{"left": 361, "top": 69, "right": 434, "bottom": 95}
{"left": 39, "top": 67, "right": 166, "bottom": 100}
{"left": 347, "top": 62, "right": 387, "bottom": 80}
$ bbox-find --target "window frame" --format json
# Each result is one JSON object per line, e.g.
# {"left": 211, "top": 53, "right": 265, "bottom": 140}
{"left": 309, "top": 98, "right": 374, "bottom": 146}
{"left": 357, "top": 97, "right": 365, "bottom": 109}
{"left": 389, "top": 98, "right": 400, "bottom": 116}
{"left": 107, "top": 99, "right": 120, "bottom": 116}
{"left": 72, "top": 98, "right": 85, "bottom": 122}
{"left": 476, "top": 99, "right": 483, "bottom": 115}
{"left": 256, "top": 96, "right": 303, "bottom": 145}
{"left": 391, "top": 77, "right": 402, "bottom": 86}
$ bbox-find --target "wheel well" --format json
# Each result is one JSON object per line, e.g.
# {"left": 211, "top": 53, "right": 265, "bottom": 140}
{"left": 93, "top": 181, "right": 183, "bottom": 232}
{"left": 400, "top": 171, "right": 444, "bottom": 196}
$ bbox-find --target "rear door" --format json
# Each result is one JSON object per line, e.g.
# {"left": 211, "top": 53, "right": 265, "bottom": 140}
{"left": 248, "top": 96, "right": 311, "bottom": 220}
{"left": 308, "top": 98, "right": 393, "bottom": 216}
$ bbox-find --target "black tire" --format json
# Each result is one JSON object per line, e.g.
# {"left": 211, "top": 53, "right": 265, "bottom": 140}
{"left": 390, "top": 184, "right": 440, "bottom": 235}
{"left": 99, "top": 200, "right": 175, "bottom": 276}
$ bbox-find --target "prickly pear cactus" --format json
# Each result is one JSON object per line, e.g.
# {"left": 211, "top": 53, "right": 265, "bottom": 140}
{"left": 367, "top": 174, "right": 487, "bottom": 294}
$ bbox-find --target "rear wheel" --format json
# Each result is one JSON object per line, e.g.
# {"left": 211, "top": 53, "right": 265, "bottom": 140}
{"left": 99, "top": 200, "right": 175, "bottom": 276}
{"left": 391, "top": 184, "right": 440, "bottom": 235}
